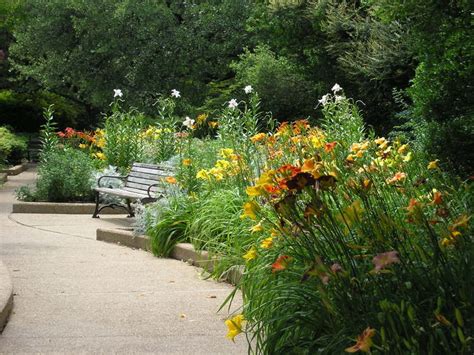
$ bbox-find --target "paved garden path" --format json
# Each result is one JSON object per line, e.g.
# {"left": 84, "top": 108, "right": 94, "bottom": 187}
{"left": 0, "top": 169, "right": 246, "bottom": 354}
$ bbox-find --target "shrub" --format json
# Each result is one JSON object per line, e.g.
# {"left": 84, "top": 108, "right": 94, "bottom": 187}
{"left": 0, "top": 126, "right": 27, "bottom": 166}
{"left": 32, "top": 147, "right": 95, "bottom": 202}
{"left": 231, "top": 45, "right": 315, "bottom": 121}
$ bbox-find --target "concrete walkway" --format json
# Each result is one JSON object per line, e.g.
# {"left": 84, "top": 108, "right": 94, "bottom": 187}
{"left": 0, "top": 170, "right": 247, "bottom": 354}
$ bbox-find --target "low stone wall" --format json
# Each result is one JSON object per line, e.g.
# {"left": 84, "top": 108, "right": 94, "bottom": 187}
{"left": 0, "top": 260, "right": 13, "bottom": 333}
{"left": 96, "top": 228, "right": 243, "bottom": 284}
{"left": 0, "top": 163, "right": 29, "bottom": 176}
{"left": 12, "top": 202, "right": 125, "bottom": 215}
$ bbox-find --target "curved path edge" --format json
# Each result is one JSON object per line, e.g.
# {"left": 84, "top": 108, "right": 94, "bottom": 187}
{"left": 0, "top": 259, "right": 13, "bottom": 333}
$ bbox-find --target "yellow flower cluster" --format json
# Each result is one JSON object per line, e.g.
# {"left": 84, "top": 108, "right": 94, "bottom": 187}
{"left": 141, "top": 127, "right": 171, "bottom": 140}
{"left": 196, "top": 148, "right": 241, "bottom": 181}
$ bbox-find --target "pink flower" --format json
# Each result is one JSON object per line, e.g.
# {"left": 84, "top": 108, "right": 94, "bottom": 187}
{"left": 331, "top": 263, "right": 343, "bottom": 273}
{"left": 372, "top": 251, "right": 400, "bottom": 273}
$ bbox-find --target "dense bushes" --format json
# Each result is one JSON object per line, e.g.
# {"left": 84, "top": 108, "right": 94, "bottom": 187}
{"left": 17, "top": 147, "right": 95, "bottom": 202}
{"left": 0, "top": 126, "right": 27, "bottom": 166}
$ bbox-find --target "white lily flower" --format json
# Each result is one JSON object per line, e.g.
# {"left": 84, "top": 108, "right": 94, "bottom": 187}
{"left": 171, "top": 89, "right": 181, "bottom": 98}
{"left": 113, "top": 89, "right": 123, "bottom": 98}
{"left": 331, "top": 83, "right": 342, "bottom": 93}
{"left": 318, "top": 94, "right": 330, "bottom": 106}
{"left": 244, "top": 85, "right": 253, "bottom": 94}
{"left": 228, "top": 99, "right": 238, "bottom": 109}
{"left": 335, "top": 95, "right": 344, "bottom": 103}
{"left": 183, "top": 116, "right": 195, "bottom": 129}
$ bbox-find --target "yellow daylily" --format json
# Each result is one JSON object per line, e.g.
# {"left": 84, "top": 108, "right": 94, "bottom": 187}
{"left": 260, "top": 237, "right": 274, "bottom": 249}
{"left": 241, "top": 201, "right": 259, "bottom": 220}
{"left": 225, "top": 314, "right": 245, "bottom": 341}
{"left": 243, "top": 247, "right": 257, "bottom": 262}
{"left": 196, "top": 169, "right": 211, "bottom": 180}
{"left": 249, "top": 222, "right": 264, "bottom": 233}
{"left": 428, "top": 159, "right": 439, "bottom": 170}
{"left": 220, "top": 148, "right": 234, "bottom": 159}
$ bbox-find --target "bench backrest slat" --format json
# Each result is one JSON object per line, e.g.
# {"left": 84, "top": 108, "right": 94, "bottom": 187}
{"left": 123, "top": 163, "right": 175, "bottom": 194}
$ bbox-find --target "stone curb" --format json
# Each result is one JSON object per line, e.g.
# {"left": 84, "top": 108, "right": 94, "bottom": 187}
{"left": 12, "top": 202, "right": 125, "bottom": 215}
{"left": 96, "top": 228, "right": 243, "bottom": 284}
{"left": 97, "top": 228, "right": 151, "bottom": 251}
{"left": 0, "top": 173, "right": 6, "bottom": 184}
{"left": 0, "top": 163, "right": 29, "bottom": 176}
{"left": 0, "top": 260, "right": 13, "bottom": 333}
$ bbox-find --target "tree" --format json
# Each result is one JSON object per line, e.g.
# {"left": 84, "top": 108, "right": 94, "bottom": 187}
{"left": 8, "top": 0, "right": 252, "bottom": 117}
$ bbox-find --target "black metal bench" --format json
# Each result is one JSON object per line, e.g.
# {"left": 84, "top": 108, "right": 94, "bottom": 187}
{"left": 92, "top": 162, "right": 175, "bottom": 218}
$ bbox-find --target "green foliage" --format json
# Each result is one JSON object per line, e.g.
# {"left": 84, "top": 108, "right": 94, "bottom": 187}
{"left": 38, "top": 105, "right": 59, "bottom": 163}
{"left": 0, "top": 125, "right": 27, "bottom": 166}
{"left": 310, "top": 0, "right": 414, "bottom": 131}
{"left": 146, "top": 193, "right": 193, "bottom": 257}
{"left": 232, "top": 46, "right": 315, "bottom": 121}
{"left": 102, "top": 102, "right": 146, "bottom": 171}
{"left": 188, "top": 188, "right": 253, "bottom": 277}
{"left": 372, "top": 0, "right": 474, "bottom": 175}
{"left": 142, "top": 96, "right": 180, "bottom": 164}
{"left": 20, "top": 147, "right": 95, "bottom": 202}
{"left": 8, "top": 0, "right": 251, "bottom": 114}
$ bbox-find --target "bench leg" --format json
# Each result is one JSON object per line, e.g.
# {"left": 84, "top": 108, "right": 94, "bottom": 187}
{"left": 92, "top": 191, "right": 101, "bottom": 218}
{"left": 126, "top": 199, "right": 135, "bottom": 218}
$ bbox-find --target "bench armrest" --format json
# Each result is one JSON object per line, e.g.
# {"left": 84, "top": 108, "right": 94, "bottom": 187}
{"left": 147, "top": 183, "right": 165, "bottom": 199}
{"left": 97, "top": 175, "right": 127, "bottom": 188}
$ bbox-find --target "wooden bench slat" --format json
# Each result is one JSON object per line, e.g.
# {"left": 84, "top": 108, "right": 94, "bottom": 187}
{"left": 129, "top": 171, "right": 163, "bottom": 179}
{"left": 131, "top": 166, "right": 174, "bottom": 175}
{"left": 95, "top": 187, "right": 147, "bottom": 199}
{"left": 127, "top": 176, "right": 160, "bottom": 185}
{"left": 128, "top": 172, "right": 169, "bottom": 181}
{"left": 124, "top": 182, "right": 163, "bottom": 192}
{"left": 133, "top": 162, "right": 174, "bottom": 170}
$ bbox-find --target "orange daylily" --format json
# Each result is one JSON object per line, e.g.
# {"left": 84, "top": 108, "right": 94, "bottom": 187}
{"left": 324, "top": 141, "right": 337, "bottom": 153}
{"left": 272, "top": 255, "right": 292, "bottom": 273}
{"left": 387, "top": 172, "right": 407, "bottom": 184}
{"left": 251, "top": 133, "right": 267, "bottom": 143}
{"left": 345, "top": 327, "right": 376, "bottom": 353}
{"left": 165, "top": 176, "right": 177, "bottom": 184}
{"left": 432, "top": 190, "right": 443, "bottom": 205}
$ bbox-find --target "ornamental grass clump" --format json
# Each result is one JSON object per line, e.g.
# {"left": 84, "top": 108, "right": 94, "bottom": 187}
{"left": 231, "top": 90, "right": 473, "bottom": 353}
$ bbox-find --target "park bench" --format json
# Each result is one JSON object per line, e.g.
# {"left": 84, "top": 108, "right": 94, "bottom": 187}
{"left": 92, "top": 162, "right": 175, "bottom": 218}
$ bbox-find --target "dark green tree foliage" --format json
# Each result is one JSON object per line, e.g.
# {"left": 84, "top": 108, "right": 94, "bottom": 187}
{"left": 309, "top": 0, "right": 415, "bottom": 132}
{"left": 232, "top": 45, "right": 315, "bottom": 120}
{"left": 373, "top": 0, "right": 474, "bottom": 174}
{"left": 9, "top": 0, "right": 251, "bottom": 115}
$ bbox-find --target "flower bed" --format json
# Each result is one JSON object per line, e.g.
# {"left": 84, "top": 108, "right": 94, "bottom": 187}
{"left": 24, "top": 87, "right": 472, "bottom": 352}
